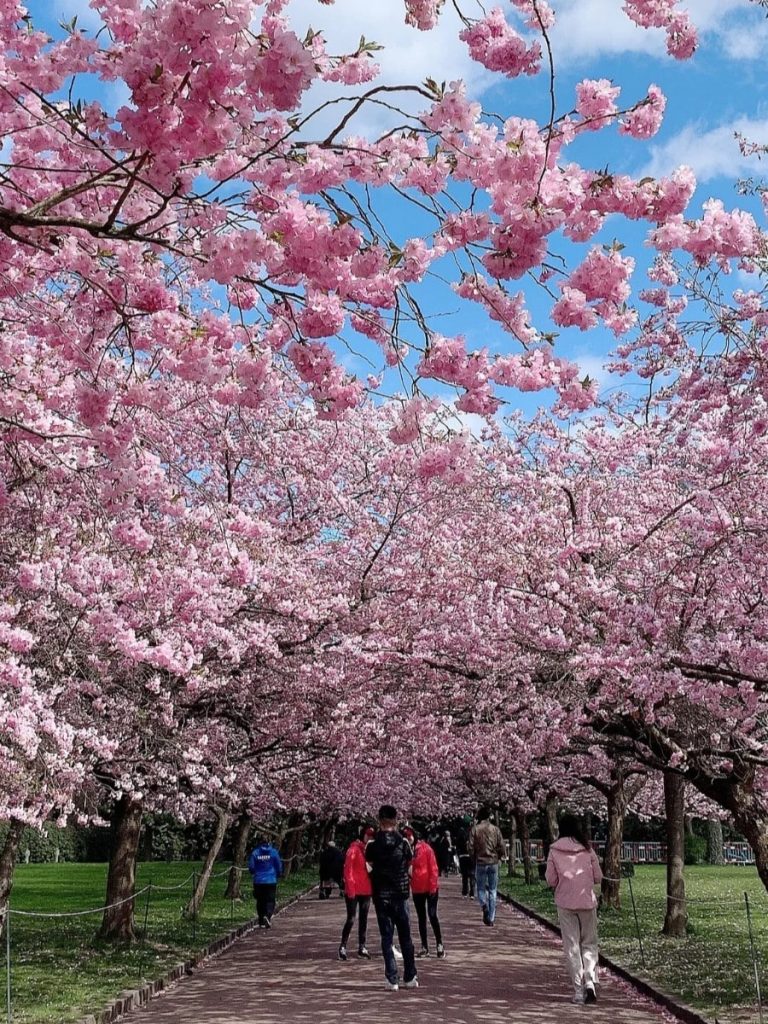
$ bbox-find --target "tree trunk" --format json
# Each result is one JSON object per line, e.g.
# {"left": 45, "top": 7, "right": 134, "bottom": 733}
{"left": 514, "top": 807, "right": 533, "bottom": 884}
{"left": 184, "top": 808, "right": 231, "bottom": 919}
{"left": 706, "top": 817, "right": 724, "bottom": 866}
{"left": 676, "top": 758, "right": 768, "bottom": 891}
{"left": 662, "top": 770, "right": 687, "bottom": 937}
{"left": 98, "top": 795, "right": 143, "bottom": 942}
{"left": 138, "top": 818, "right": 154, "bottom": 862}
{"left": 584, "top": 810, "right": 593, "bottom": 842}
{"left": 601, "top": 771, "right": 627, "bottom": 910}
{"left": 309, "top": 820, "right": 330, "bottom": 866}
{"left": 280, "top": 813, "right": 304, "bottom": 880}
{"left": 737, "top": 814, "right": 768, "bottom": 888}
{"left": 717, "top": 784, "right": 768, "bottom": 891}
{"left": 225, "top": 813, "right": 251, "bottom": 900}
{"left": 543, "top": 792, "right": 559, "bottom": 858}
{"left": 296, "top": 821, "right": 315, "bottom": 870}
{"left": 508, "top": 813, "right": 518, "bottom": 876}
{"left": 0, "top": 818, "right": 25, "bottom": 937}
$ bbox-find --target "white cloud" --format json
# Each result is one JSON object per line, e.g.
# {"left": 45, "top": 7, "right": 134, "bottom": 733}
{"left": 281, "top": 0, "right": 491, "bottom": 138}
{"left": 548, "top": 0, "right": 755, "bottom": 65}
{"left": 550, "top": 0, "right": 667, "bottom": 63}
{"left": 685, "top": 0, "right": 747, "bottom": 30}
{"left": 720, "top": 19, "right": 768, "bottom": 60}
{"left": 441, "top": 406, "right": 488, "bottom": 437}
{"left": 573, "top": 351, "right": 614, "bottom": 390}
{"left": 640, "top": 116, "right": 768, "bottom": 183}
{"left": 43, "top": 0, "right": 103, "bottom": 31}
{"left": 737, "top": 269, "right": 764, "bottom": 289}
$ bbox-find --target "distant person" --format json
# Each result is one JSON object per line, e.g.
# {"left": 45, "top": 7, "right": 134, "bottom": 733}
{"left": 339, "top": 825, "right": 375, "bottom": 961}
{"left": 365, "top": 804, "right": 418, "bottom": 992}
{"left": 470, "top": 806, "right": 506, "bottom": 926}
{"left": 247, "top": 836, "right": 283, "bottom": 928}
{"left": 403, "top": 827, "right": 445, "bottom": 959}
{"left": 545, "top": 813, "right": 603, "bottom": 1005}
{"left": 318, "top": 839, "right": 345, "bottom": 900}
{"left": 436, "top": 829, "right": 456, "bottom": 875}
{"left": 456, "top": 816, "right": 475, "bottom": 898}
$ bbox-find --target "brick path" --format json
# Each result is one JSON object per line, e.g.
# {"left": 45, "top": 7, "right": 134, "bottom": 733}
{"left": 123, "top": 877, "right": 670, "bottom": 1023}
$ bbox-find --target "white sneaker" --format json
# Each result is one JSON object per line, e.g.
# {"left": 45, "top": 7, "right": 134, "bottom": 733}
{"left": 392, "top": 946, "right": 403, "bottom": 960}
{"left": 402, "top": 978, "right": 419, "bottom": 989}
{"left": 572, "top": 991, "right": 586, "bottom": 1004}
{"left": 385, "top": 980, "right": 399, "bottom": 992}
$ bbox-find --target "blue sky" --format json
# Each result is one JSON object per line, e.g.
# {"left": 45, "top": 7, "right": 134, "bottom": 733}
{"left": 25, "top": 0, "right": 768, "bottom": 421}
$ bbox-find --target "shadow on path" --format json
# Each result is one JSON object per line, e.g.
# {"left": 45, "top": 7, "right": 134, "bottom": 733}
{"left": 124, "top": 878, "right": 667, "bottom": 1023}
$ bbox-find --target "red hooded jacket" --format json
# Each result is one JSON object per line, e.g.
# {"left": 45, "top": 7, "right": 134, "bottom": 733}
{"left": 343, "top": 839, "right": 373, "bottom": 899}
{"left": 410, "top": 840, "right": 439, "bottom": 895}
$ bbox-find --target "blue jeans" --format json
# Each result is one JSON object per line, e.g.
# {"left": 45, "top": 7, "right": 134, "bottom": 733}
{"left": 373, "top": 896, "right": 417, "bottom": 984}
{"left": 476, "top": 863, "right": 499, "bottom": 921}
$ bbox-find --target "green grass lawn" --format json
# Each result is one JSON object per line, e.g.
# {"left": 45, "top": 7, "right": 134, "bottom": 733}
{"left": 501, "top": 865, "right": 768, "bottom": 1024}
{"left": 5, "top": 861, "right": 316, "bottom": 1024}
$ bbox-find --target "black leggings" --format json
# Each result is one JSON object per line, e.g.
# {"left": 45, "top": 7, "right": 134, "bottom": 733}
{"left": 340, "top": 895, "right": 370, "bottom": 948}
{"left": 253, "top": 882, "right": 277, "bottom": 924}
{"left": 412, "top": 892, "right": 442, "bottom": 949}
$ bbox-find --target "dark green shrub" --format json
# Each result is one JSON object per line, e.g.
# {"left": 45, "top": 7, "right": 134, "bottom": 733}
{"left": 684, "top": 834, "right": 707, "bottom": 865}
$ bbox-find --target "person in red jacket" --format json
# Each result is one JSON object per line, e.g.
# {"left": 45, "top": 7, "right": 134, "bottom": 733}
{"left": 403, "top": 827, "right": 445, "bottom": 959}
{"left": 338, "top": 824, "right": 375, "bottom": 961}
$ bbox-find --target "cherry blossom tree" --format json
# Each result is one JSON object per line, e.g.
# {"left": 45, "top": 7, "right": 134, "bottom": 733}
{"left": 2, "top": 0, "right": 768, "bottom": 942}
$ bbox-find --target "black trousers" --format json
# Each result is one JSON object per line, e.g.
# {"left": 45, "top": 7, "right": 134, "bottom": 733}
{"left": 459, "top": 855, "right": 475, "bottom": 896}
{"left": 319, "top": 872, "right": 344, "bottom": 899}
{"left": 412, "top": 892, "right": 442, "bottom": 948}
{"left": 253, "top": 882, "right": 277, "bottom": 923}
{"left": 340, "top": 895, "right": 371, "bottom": 948}
{"left": 373, "top": 896, "right": 417, "bottom": 985}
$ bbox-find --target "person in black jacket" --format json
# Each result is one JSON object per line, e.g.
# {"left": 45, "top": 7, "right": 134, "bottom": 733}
{"left": 436, "top": 830, "right": 456, "bottom": 875}
{"left": 318, "top": 840, "right": 345, "bottom": 899}
{"left": 365, "top": 804, "right": 418, "bottom": 992}
{"left": 457, "top": 816, "right": 476, "bottom": 898}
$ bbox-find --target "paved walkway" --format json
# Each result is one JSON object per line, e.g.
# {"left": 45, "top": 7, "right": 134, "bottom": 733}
{"left": 124, "top": 878, "right": 670, "bottom": 1024}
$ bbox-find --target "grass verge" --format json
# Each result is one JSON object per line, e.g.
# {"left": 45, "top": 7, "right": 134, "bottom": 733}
{"left": 6, "top": 861, "right": 316, "bottom": 1024}
{"left": 500, "top": 865, "right": 768, "bottom": 1024}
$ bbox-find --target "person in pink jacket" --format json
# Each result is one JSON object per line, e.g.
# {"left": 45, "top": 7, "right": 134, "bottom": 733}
{"left": 338, "top": 825, "right": 375, "bottom": 961}
{"left": 545, "top": 815, "right": 603, "bottom": 1005}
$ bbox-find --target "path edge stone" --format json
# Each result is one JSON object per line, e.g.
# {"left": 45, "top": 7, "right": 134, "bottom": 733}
{"left": 498, "top": 891, "right": 713, "bottom": 1024}
{"left": 75, "top": 883, "right": 317, "bottom": 1024}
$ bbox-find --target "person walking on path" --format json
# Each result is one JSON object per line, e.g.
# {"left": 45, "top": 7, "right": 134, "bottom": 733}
{"left": 338, "top": 825, "right": 375, "bottom": 961}
{"left": 403, "top": 827, "right": 445, "bottom": 960}
{"left": 436, "top": 829, "right": 456, "bottom": 875}
{"left": 318, "top": 839, "right": 345, "bottom": 900}
{"left": 365, "top": 804, "right": 418, "bottom": 992}
{"left": 470, "top": 806, "right": 506, "bottom": 926}
{"left": 248, "top": 836, "right": 283, "bottom": 928}
{"left": 545, "top": 813, "right": 604, "bottom": 1005}
{"left": 457, "top": 816, "right": 476, "bottom": 898}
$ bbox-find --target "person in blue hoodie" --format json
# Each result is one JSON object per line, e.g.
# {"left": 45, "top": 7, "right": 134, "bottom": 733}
{"left": 248, "top": 836, "right": 283, "bottom": 928}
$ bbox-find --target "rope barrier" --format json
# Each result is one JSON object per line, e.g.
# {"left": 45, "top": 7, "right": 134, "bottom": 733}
{"left": 4, "top": 858, "right": 314, "bottom": 1024}
{"left": 149, "top": 875, "right": 196, "bottom": 891}
{"left": 8, "top": 853, "right": 306, "bottom": 921}
{"left": 600, "top": 875, "right": 752, "bottom": 904}
{"left": 9, "top": 887, "right": 151, "bottom": 919}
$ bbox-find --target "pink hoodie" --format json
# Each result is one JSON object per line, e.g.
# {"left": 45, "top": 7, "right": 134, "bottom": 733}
{"left": 545, "top": 837, "right": 603, "bottom": 910}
